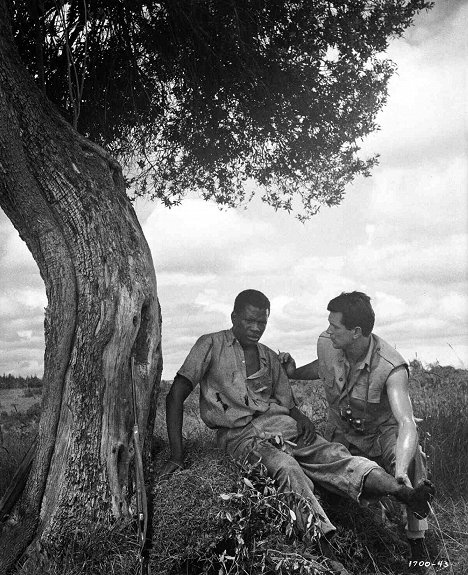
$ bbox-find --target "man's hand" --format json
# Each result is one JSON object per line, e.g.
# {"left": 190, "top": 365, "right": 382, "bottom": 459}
{"left": 278, "top": 351, "right": 297, "bottom": 378}
{"left": 295, "top": 413, "right": 317, "bottom": 446}
{"left": 159, "top": 458, "right": 184, "bottom": 479}
{"left": 289, "top": 406, "right": 317, "bottom": 445}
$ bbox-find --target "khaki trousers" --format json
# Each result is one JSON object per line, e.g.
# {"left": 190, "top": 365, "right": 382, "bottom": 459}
{"left": 217, "top": 410, "right": 380, "bottom": 539}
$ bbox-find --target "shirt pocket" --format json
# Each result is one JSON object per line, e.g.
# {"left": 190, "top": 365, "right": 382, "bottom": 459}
{"left": 351, "top": 376, "right": 381, "bottom": 403}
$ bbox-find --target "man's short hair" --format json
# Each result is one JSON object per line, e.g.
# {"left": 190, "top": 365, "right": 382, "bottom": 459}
{"left": 327, "top": 291, "right": 375, "bottom": 337}
{"left": 233, "top": 289, "right": 270, "bottom": 314}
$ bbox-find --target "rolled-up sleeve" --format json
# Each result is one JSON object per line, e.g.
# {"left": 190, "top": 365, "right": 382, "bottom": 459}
{"left": 177, "top": 334, "right": 213, "bottom": 389}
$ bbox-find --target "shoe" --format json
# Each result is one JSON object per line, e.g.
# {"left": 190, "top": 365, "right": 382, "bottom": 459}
{"left": 407, "top": 480, "right": 435, "bottom": 519}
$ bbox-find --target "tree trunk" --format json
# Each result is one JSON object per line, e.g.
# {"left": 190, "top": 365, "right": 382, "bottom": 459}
{"left": 0, "top": 2, "right": 162, "bottom": 571}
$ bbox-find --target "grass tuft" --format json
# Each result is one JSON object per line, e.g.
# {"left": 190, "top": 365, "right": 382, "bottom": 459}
{"left": 14, "top": 519, "right": 141, "bottom": 575}
{"left": 408, "top": 361, "right": 468, "bottom": 496}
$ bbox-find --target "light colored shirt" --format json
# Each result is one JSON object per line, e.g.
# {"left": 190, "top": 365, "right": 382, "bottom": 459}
{"left": 317, "top": 331, "right": 407, "bottom": 455}
{"left": 178, "top": 329, "right": 295, "bottom": 429}
{"left": 318, "top": 332, "right": 377, "bottom": 403}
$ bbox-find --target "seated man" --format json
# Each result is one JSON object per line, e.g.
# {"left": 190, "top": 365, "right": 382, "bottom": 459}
{"left": 161, "top": 289, "right": 433, "bottom": 560}
{"left": 281, "top": 291, "right": 431, "bottom": 561}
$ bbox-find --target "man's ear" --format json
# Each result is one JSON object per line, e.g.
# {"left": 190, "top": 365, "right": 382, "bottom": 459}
{"left": 231, "top": 311, "right": 236, "bottom": 323}
{"left": 353, "top": 326, "right": 363, "bottom": 339}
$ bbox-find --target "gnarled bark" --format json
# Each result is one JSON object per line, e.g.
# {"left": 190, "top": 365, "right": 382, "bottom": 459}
{"left": 0, "top": 1, "right": 162, "bottom": 571}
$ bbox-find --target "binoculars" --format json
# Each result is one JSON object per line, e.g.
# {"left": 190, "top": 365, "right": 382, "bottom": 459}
{"left": 340, "top": 406, "right": 366, "bottom": 434}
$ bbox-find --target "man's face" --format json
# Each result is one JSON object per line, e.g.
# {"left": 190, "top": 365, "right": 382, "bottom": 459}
{"left": 232, "top": 304, "right": 269, "bottom": 347}
{"left": 326, "top": 311, "right": 355, "bottom": 350}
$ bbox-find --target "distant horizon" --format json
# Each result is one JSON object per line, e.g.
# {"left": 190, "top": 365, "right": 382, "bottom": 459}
{"left": 1, "top": 354, "right": 466, "bottom": 382}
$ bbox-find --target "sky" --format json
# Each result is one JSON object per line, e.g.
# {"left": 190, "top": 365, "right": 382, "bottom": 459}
{"left": 0, "top": 0, "right": 467, "bottom": 378}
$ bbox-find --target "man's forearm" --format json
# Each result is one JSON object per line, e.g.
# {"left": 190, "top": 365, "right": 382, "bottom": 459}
{"left": 289, "top": 405, "right": 305, "bottom": 423}
{"left": 289, "top": 405, "right": 315, "bottom": 427}
{"left": 166, "top": 395, "right": 184, "bottom": 461}
{"left": 292, "top": 359, "right": 319, "bottom": 380}
{"left": 395, "top": 422, "right": 418, "bottom": 479}
{"left": 165, "top": 375, "right": 192, "bottom": 462}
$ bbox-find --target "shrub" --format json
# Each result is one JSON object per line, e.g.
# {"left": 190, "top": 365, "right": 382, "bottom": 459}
{"left": 210, "top": 460, "right": 339, "bottom": 575}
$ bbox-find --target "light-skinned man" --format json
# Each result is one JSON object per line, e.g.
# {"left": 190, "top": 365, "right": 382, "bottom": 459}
{"left": 162, "top": 289, "right": 434, "bottom": 571}
{"left": 281, "top": 291, "right": 432, "bottom": 562}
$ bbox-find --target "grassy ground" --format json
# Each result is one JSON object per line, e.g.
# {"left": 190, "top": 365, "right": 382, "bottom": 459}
{"left": 149, "top": 368, "right": 468, "bottom": 575}
{"left": 0, "top": 388, "right": 40, "bottom": 497}
{"left": 0, "top": 387, "right": 42, "bottom": 415}
{"left": 1, "top": 364, "right": 467, "bottom": 574}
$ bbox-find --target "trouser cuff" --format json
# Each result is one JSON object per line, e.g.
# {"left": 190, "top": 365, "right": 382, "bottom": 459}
{"left": 406, "top": 530, "right": 426, "bottom": 540}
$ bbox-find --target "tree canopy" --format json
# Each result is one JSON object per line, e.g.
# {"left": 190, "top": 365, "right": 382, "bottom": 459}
{"left": 11, "top": 0, "right": 431, "bottom": 218}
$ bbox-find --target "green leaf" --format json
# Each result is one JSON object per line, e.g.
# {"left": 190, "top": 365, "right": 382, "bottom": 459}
{"left": 243, "top": 477, "right": 254, "bottom": 489}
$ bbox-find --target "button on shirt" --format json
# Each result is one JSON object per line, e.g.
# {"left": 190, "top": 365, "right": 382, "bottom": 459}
{"left": 177, "top": 329, "right": 295, "bottom": 429}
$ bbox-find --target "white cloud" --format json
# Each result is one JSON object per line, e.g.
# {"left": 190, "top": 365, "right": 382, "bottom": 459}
{"left": 362, "top": 159, "right": 468, "bottom": 243}
{"left": 194, "top": 289, "right": 232, "bottom": 321}
{"left": 361, "top": 2, "right": 467, "bottom": 168}
{"left": 144, "top": 198, "right": 274, "bottom": 276}
{"left": 373, "top": 291, "right": 408, "bottom": 322}
{"left": 0, "top": 289, "right": 46, "bottom": 318}
{"left": 349, "top": 233, "right": 468, "bottom": 288}
{"left": 439, "top": 292, "right": 468, "bottom": 323}
{"left": 17, "top": 330, "right": 34, "bottom": 341}
{"left": 0, "top": 226, "right": 33, "bottom": 268}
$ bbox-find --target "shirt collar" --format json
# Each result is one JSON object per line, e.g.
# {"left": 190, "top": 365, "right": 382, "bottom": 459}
{"left": 227, "top": 328, "right": 237, "bottom": 346}
{"left": 227, "top": 328, "right": 266, "bottom": 361}
{"left": 342, "top": 335, "right": 375, "bottom": 371}
{"left": 355, "top": 336, "right": 375, "bottom": 371}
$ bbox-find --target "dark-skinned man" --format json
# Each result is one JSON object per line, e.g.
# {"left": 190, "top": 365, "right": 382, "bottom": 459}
{"left": 280, "top": 291, "right": 432, "bottom": 562}
{"left": 161, "top": 289, "right": 434, "bottom": 572}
